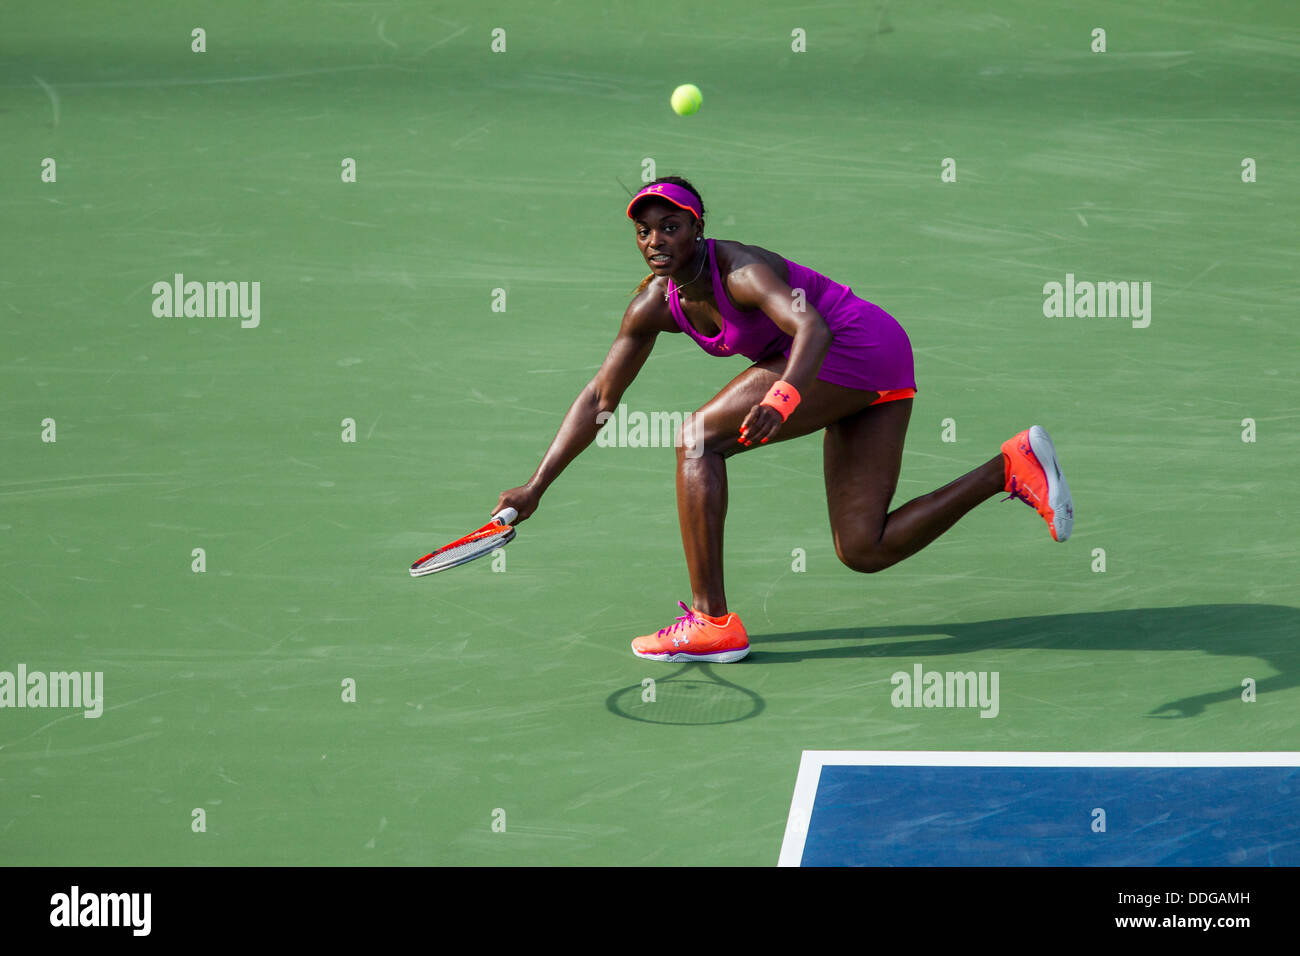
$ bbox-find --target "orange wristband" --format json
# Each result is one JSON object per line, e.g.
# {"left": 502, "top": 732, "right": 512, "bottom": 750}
{"left": 760, "top": 380, "right": 801, "bottom": 421}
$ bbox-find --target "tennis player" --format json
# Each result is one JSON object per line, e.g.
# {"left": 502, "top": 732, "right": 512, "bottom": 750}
{"left": 494, "top": 176, "right": 1072, "bottom": 663}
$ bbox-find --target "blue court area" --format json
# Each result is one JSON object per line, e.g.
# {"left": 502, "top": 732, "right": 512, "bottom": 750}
{"left": 781, "top": 753, "right": 1300, "bottom": 867}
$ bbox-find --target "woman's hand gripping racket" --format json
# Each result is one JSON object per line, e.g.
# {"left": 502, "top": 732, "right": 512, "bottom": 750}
{"left": 409, "top": 508, "right": 518, "bottom": 577}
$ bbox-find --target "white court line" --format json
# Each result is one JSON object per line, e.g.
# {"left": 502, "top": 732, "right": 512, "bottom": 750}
{"left": 777, "top": 750, "right": 1300, "bottom": 867}
{"left": 777, "top": 753, "right": 825, "bottom": 867}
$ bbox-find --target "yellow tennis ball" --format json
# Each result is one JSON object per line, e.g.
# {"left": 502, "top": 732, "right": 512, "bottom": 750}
{"left": 671, "top": 83, "right": 703, "bottom": 116}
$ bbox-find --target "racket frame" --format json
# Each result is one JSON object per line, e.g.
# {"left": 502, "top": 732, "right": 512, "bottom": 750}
{"left": 408, "top": 508, "right": 518, "bottom": 577}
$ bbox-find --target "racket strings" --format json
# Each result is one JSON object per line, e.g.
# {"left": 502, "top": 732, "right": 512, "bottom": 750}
{"left": 416, "top": 527, "right": 513, "bottom": 571}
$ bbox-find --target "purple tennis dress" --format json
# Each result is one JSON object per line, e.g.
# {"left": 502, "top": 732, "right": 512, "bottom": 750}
{"left": 666, "top": 238, "right": 916, "bottom": 394}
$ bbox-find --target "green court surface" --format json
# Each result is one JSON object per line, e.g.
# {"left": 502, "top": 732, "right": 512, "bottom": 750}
{"left": 2, "top": 1, "right": 1297, "bottom": 866}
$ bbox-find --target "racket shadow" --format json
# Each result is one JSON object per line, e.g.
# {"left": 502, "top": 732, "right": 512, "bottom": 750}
{"left": 606, "top": 663, "right": 765, "bottom": 725}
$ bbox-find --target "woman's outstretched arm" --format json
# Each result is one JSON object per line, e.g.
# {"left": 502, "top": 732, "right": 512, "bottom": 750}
{"left": 493, "top": 290, "right": 673, "bottom": 521}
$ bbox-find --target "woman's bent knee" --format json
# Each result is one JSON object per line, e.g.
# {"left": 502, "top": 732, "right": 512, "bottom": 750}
{"left": 835, "top": 542, "right": 896, "bottom": 574}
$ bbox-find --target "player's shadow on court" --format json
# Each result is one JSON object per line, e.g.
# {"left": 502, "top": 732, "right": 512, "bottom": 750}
{"left": 749, "top": 603, "right": 1298, "bottom": 718}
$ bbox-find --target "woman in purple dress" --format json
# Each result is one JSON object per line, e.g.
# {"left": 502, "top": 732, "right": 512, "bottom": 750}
{"left": 495, "top": 176, "right": 1072, "bottom": 662}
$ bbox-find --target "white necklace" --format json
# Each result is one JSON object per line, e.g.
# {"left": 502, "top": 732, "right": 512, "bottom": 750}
{"left": 666, "top": 244, "right": 708, "bottom": 301}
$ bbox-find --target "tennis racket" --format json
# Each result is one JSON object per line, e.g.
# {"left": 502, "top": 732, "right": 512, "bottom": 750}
{"left": 409, "top": 508, "right": 518, "bottom": 577}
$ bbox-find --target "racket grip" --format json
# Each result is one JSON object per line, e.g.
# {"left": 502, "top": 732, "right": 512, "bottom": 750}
{"left": 492, "top": 507, "right": 518, "bottom": 526}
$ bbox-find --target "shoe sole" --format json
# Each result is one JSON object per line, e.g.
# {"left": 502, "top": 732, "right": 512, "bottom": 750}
{"left": 630, "top": 645, "right": 751, "bottom": 663}
{"left": 1027, "top": 425, "right": 1073, "bottom": 542}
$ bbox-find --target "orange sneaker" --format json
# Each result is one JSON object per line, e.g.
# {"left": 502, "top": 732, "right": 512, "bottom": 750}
{"left": 1001, "top": 425, "right": 1073, "bottom": 542}
{"left": 631, "top": 601, "right": 751, "bottom": 663}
